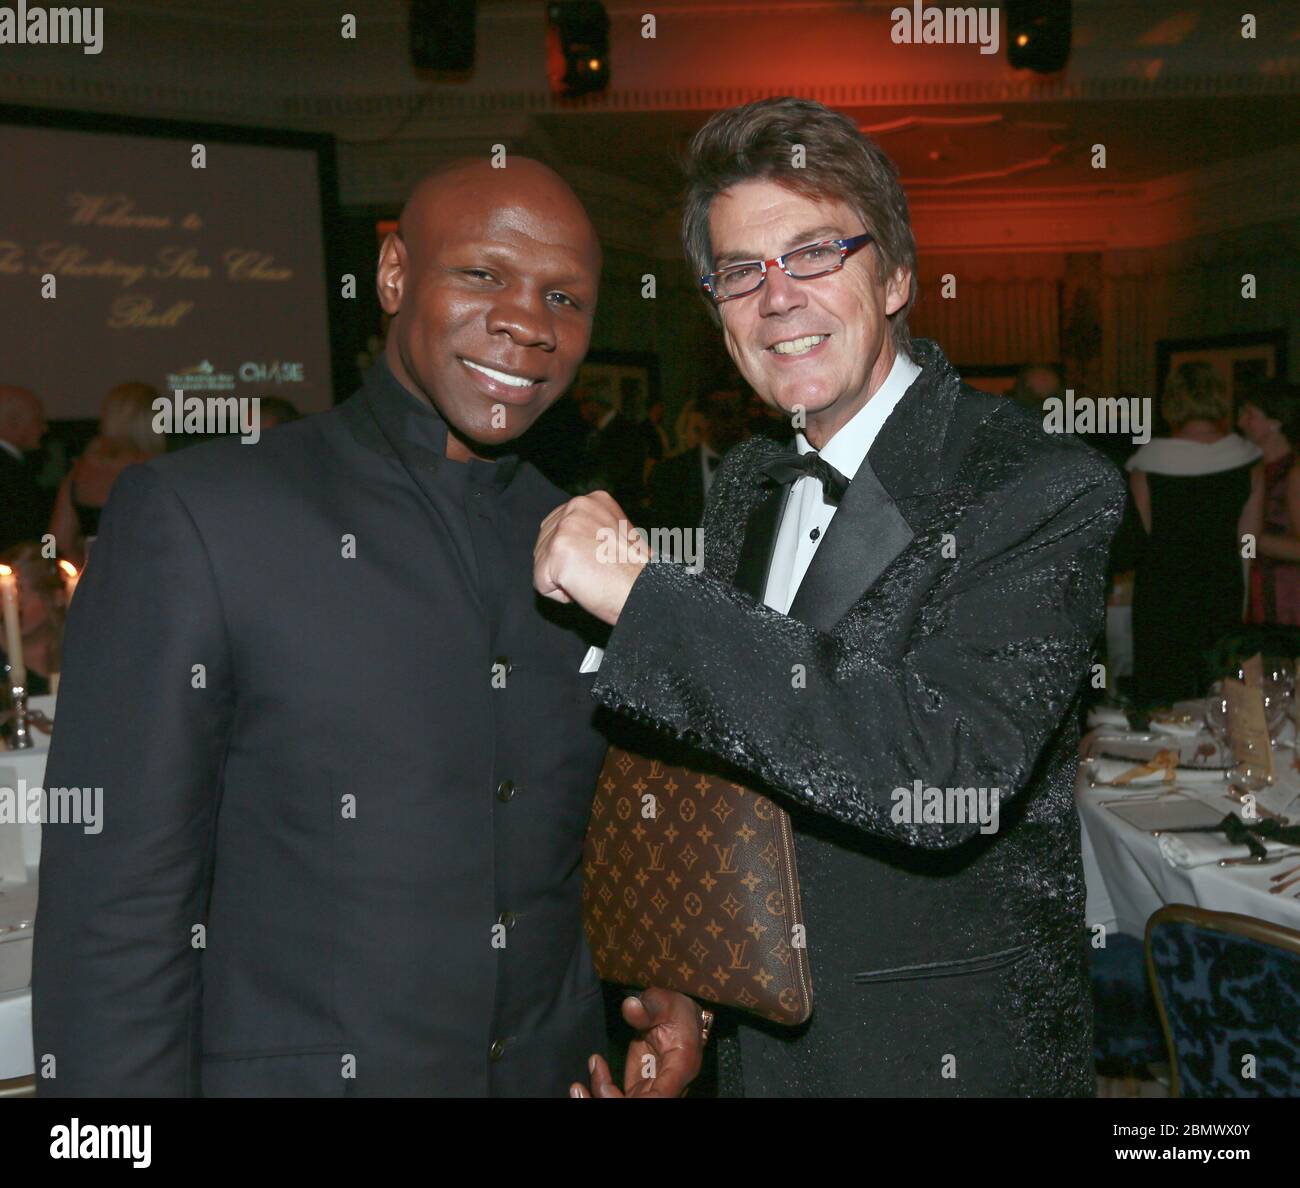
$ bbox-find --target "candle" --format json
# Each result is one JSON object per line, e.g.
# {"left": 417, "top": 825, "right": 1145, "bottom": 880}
{"left": 0, "top": 564, "right": 25, "bottom": 692}
{"left": 58, "top": 559, "right": 80, "bottom": 605}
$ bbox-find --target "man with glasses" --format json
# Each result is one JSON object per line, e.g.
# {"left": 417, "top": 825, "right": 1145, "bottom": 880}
{"left": 537, "top": 97, "right": 1125, "bottom": 1097}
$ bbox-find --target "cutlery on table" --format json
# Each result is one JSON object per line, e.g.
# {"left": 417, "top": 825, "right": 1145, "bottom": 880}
{"left": 1219, "top": 850, "right": 1300, "bottom": 867}
{"left": 1270, "top": 869, "right": 1300, "bottom": 894}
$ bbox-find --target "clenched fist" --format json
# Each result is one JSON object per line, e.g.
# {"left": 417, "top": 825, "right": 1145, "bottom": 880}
{"left": 533, "top": 491, "right": 649, "bottom": 626}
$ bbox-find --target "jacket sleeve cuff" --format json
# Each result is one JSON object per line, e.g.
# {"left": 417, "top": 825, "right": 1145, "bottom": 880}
{"left": 591, "top": 561, "right": 704, "bottom": 741}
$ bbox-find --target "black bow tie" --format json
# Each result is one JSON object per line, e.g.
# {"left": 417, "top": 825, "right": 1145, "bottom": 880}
{"left": 757, "top": 451, "right": 850, "bottom": 506}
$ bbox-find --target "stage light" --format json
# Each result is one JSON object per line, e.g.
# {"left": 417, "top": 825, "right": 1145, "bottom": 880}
{"left": 1006, "top": 0, "right": 1072, "bottom": 74}
{"left": 546, "top": 1, "right": 610, "bottom": 97}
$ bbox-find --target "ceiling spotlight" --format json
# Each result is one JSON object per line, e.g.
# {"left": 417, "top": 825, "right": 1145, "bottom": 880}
{"left": 546, "top": 1, "right": 610, "bottom": 97}
{"left": 1006, "top": 0, "right": 1072, "bottom": 74}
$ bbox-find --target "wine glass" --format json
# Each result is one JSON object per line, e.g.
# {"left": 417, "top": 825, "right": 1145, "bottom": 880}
{"left": 1204, "top": 682, "right": 1230, "bottom": 750}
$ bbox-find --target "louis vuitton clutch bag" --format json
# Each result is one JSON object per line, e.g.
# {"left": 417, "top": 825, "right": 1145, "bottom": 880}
{"left": 581, "top": 745, "right": 813, "bottom": 1026}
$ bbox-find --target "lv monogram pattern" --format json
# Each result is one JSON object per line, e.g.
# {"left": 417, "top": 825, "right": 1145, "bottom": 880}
{"left": 582, "top": 747, "right": 813, "bottom": 1025}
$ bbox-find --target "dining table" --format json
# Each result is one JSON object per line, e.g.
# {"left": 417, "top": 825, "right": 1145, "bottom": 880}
{"left": 1076, "top": 699, "right": 1300, "bottom": 941}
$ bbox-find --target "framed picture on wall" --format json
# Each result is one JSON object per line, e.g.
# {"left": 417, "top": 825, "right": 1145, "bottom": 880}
{"left": 1155, "top": 330, "right": 1288, "bottom": 410}
{"left": 572, "top": 350, "right": 660, "bottom": 420}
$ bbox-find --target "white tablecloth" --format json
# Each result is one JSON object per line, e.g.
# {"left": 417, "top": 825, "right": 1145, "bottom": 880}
{"left": 0, "top": 699, "right": 51, "bottom": 1082}
{"left": 1077, "top": 729, "right": 1300, "bottom": 941}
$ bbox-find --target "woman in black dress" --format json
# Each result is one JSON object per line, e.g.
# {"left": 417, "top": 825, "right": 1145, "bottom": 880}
{"left": 48, "top": 382, "right": 164, "bottom": 566}
{"left": 1128, "top": 362, "right": 1263, "bottom": 708}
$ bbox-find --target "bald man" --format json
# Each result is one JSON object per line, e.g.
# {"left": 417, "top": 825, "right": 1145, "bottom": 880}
{"left": 34, "top": 159, "right": 700, "bottom": 1097}
{"left": 0, "top": 385, "right": 48, "bottom": 551}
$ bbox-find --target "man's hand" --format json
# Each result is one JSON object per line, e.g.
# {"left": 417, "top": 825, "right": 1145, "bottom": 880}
{"left": 533, "top": 491, "right": 648, "bottom": 626}
{"left": 569, "top": 988, "right": 705, "bottom": 1098}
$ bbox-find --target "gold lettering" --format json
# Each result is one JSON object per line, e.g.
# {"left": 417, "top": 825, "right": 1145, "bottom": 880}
{"left": 152, "top": 247, "right": 211, "bottom": 280}
{"left": 67, "top": 193, "right": 172, "bottom": 230}
{"left": 224, "top": 249, "right": 292, "bottom": 282}
{"left": 106, "top": 294, "right": 194, "bottom": 329}
{"left": 33, "top": 242, "right": 148, "bottom": 287}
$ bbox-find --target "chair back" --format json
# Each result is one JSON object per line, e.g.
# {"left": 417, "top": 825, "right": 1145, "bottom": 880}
{"left": 1146, "top": 905, "right": 1300, "bottom": 1096}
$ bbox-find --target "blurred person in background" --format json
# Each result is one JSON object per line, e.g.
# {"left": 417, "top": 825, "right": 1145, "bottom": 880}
{"left": 745, "top": 387, "right": 791, "bottom": 441}
{"left": 1127, "top": 362, "right": 1262, "bottom": 707}
{"left": 1237, "top": 378, "right": 1300, "bottom": 626}
{"left": 579, "top": 393, "right": 649, "bottom": 515}
{"left": 49, "top": 382, "right": 165, "bottom": 566}
{"left": 640, "top": 398, "right": 671, "bottom": 464}
{"left": 646, "top": 386, "right": 748, "bottom": 543}
{"left": 258, "top": 396, "right": 302, "bottom": 430}
{"left": 0, "top": 385, "right": 49, "bottom": 552}
{"left": 1009, "top": 363, "right": 1062, "bottom": 412}
{"left": 0, "top": 541, "right": 66, "bottom": 699}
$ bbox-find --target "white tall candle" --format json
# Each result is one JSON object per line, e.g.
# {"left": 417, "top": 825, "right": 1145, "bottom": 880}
{"left": 59, "top": 559, "right": 80, "bottom": 605}
{"left": 0, "top": 564, "right": 25, "bottom": 691}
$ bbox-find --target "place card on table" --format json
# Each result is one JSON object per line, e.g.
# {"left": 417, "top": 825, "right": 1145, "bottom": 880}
{"left": 1241, "top": 652, "right": 1263, "bottom": 687}
{"left": 1223, "top": 676, "right": 1275, "bottom": 783}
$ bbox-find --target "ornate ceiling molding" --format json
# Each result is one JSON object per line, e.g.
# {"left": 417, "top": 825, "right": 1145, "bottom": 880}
{"left": 0, "top": 71, "right": 1293, "bottom": 129}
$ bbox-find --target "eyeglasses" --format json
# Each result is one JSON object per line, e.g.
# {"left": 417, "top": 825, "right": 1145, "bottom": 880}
{"left": 700, "top": 233, "right": 874, "bottom": 303}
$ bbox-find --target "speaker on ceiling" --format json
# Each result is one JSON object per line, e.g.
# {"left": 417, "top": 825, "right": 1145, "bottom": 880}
{"left": 410, "top": 0, "right": 477, "bottom": 73}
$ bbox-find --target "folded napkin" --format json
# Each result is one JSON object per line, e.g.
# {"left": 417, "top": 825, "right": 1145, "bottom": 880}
{"left": 1149, "top": 717, "right": 1203, "bottom": 739}
{"left": 1158, "top": 832, "right": 1291, "bottom": 869}
{"left": 1084, "top": 751, "right": 1225, "bottom": 785}
{"left": 1158, "top": 812, "right": 1300, "bottom": 867}
{"left": 1086, "top": 705, "right": 1130, "bottom": 729}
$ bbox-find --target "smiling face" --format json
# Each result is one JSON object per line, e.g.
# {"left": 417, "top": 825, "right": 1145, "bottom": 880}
{"left": 378, "top": 159, "right": 601, "bottom": 461}
{"left": 708, "top": 179, "right": 909, "bottom": 448}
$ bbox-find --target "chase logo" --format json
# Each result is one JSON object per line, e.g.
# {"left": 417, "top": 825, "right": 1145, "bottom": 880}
{"left": 239, "top": 360, "right": 305, "bottom": 384}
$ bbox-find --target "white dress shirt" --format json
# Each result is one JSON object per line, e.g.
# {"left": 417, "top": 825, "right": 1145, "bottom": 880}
{"left": 763, "top": 351, "right": 921, "bottom": 615}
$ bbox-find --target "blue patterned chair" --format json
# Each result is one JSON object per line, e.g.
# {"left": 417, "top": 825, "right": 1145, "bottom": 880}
{"left": 1090, "top": 933, "right": 1166, "bottom": 1075}
{"left": 1146, "top": 906, "right": 1300, "bottom": 1097}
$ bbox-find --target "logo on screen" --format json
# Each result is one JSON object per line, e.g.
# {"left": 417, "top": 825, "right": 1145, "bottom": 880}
{"left": 166, "top": 360, "right": 235, "bottom": 393}
{"left": 239, "top": 361, "right": 305, "bottom": 384}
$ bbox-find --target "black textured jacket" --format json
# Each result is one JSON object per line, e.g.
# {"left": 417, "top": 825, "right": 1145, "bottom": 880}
{"left": 591, "top": 339, "right": 1126, "bottom": 1096}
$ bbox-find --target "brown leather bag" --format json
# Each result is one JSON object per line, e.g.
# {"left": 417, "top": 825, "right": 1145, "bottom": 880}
{"left": 581, "top": 745, "right": 813, "bottom": 1026}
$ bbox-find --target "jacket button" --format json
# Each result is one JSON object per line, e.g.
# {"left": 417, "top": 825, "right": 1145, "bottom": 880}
{"left": 495, "top": 779, "right": 516, "bottom": 802}
{"left": 497, "top": 910, "right": 516, "bottom": 930}
{"left": 489, "top": 1038, "right": 507, "bottom": 1061}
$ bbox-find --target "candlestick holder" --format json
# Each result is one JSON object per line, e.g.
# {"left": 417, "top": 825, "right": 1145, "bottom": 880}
{"left": 4, "top": 670, "right": 32, "bottom": 750}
